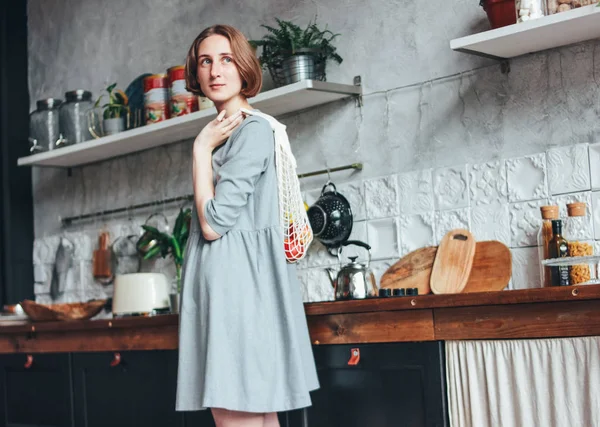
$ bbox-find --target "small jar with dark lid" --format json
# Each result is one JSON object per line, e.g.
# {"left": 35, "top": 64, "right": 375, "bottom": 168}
{"left": 406, "top": 288, "right": 418, "bottom": 296}
{"left": 379, "top": 288, "right": 391, "bottom": 298}
{"left": 392, "top": 288, "right": 405, "bottom": 297}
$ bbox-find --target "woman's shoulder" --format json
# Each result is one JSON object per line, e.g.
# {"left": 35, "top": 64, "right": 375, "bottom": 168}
{"left": 237, "top": 114, "right": 272, "bottom": 134}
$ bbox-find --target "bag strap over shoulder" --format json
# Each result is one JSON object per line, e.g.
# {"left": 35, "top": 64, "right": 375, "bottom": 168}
{"left": 239, "top": 108, "right": 296, "bottom": 169}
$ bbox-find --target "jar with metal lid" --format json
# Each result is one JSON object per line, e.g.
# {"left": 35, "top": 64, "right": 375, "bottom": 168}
{"left": 58, "top": 89, "right": 94, "bottom": 145}
{"left": 29, "top": 98, "right": 62, "bottom": 153}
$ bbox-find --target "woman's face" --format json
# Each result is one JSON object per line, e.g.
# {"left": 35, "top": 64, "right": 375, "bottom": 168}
{"left": 196, "top": 35, "right": 243, "bottom": 104}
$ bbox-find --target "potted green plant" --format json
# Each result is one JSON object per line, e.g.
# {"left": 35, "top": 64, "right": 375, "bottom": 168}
{"left": 136, "top": 207, "right": 192, "bottom": 313}
{"left": 89, "top": 83, "right": 129, "bottom": 137}
{"left": 249, "top": 18, "right": 343, "bottom": 87}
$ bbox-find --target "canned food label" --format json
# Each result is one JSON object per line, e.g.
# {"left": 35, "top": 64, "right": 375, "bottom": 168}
{"left": 144, "top": 88, "right": 169, "bottom": 124}
{"left": 170, "top": 80, "right": 198, "bottom": 117}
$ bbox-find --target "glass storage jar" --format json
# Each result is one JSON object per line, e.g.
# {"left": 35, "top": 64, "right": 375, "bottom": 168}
{"left": 564, "top": 202, "right": 594, "bottom": 285}
{"left": 516, "top": 0, "right": 547, "bottom": 22}
{"left": 546, "top": 0, "right": 592, "bottom": 15}
{"left": 29, "top": 98, "right": 62, "bottom": 153}
{"left": 58, "top": 89, "right": 94, "bottom": 146}
{"left": 537, "top": 205, "right": 559, "bottom": 287}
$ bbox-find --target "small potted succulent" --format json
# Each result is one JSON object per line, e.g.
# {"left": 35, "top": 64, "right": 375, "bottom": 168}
{"left": 136, "top": 207, "right": 192, "bottom": 313}
{"left": 89, "top": 83, "right": 129, "bottom": 137}
{"left": 249, "top": 18, "right": 343, "bottom": 87}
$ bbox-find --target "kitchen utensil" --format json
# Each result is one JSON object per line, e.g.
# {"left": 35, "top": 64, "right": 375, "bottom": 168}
{"left": 93, "top": 231, "right": 112, "bottom": 283}
{"left": 380, "top": 241, "right": 511, "bottom": 294}
{"left": 112, "top": 273, "right": 170, "bottom": 317}
{"left": 307, "top": 182, "right": 353, "bottom": 250}
{"left": 20, "top": 299, "right": 107, "bottom": 322}
{"left": 326, "top": 240, "right": 377, "bottom": 300}
{"left": 111, "top": 234, "right": 141, "bottom": 275}
{"left": 379, "top": 246, "right": 437, "bottom": 295}
{"left": 462, "top": 241, "right": 512, "bottom": 293}
{"left": 430, "top": 229, "right": 476, "bottom": 294}
{"left": 50, "top": 237, "right": 75, "bottom": 300}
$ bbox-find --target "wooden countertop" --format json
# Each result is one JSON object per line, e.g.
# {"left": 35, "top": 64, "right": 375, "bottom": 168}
{"left": 1, "top": 285, "right": 599, "bottom": 354}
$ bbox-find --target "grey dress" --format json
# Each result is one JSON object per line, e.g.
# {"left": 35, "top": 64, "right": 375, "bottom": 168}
{"left": 176, "top": 115, "right": 319, "bottom": 413}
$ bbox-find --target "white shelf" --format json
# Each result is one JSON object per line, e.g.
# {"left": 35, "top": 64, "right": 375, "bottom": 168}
{"left": 19, "top": 80, "right": 361, "bottom": 168}
{"left": 450, "top": 4, "right": 600, "bottom": 59}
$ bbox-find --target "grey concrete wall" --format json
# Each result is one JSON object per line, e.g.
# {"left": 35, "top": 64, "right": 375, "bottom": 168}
{"left": 28, "top": 0, "right": 600, "bottom": 237}
{"left": 26, "top": 0, "right": 600, "bottom": 303}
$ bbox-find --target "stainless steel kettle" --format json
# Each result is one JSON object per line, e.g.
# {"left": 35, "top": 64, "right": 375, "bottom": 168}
{"left": 326, "top": 240, "right": 377, "bottom": 300}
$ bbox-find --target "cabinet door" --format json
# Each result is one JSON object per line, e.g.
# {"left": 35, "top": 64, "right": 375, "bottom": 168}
{"left": 72, "top": 350, "right": 184, "bottom": 427}
{"left": 302, "top": 342, "right": 448, "bottom": 427}
{"left": 0, "top": 353, "right": 74, "bottom": 427}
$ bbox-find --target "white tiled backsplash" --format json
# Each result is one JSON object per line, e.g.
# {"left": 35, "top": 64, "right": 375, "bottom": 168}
{"left": 32, "top": 141, "right": 600, "bottom": 304}
{"left": 298, "top": 141, "right": 600, "bottom": 301}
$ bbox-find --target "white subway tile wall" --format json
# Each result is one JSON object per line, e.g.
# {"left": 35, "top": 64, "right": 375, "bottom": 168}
{"left": 34, "top": 141, "right": 600, "bottom": 304}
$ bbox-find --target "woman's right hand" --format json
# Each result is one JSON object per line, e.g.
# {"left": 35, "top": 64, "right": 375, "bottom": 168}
{"left": 194, "top": 110, "right": 244, "bottom": 153}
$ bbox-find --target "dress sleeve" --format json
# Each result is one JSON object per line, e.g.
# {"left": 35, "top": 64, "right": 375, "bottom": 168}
{"left": 204, "top": 119, "right": 273, "bottom": 236}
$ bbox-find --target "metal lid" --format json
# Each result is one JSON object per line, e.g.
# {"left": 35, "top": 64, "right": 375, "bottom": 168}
{"left": 65, "top": 90, "right": 92, "bottom": 102}
{"left": 36, "top": 98, "right": 62, "bottom": 110}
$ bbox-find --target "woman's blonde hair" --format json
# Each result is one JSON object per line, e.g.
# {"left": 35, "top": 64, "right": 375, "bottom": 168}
{"left": 185, "top": 25, "right": 262, "bottom": 98}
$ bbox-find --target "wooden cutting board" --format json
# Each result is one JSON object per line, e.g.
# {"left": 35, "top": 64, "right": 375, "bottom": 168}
{"left": 379, "top": 246, "right": 437, "bottom": 296}
{"left": 380, "top": 240, "right": 511, "bottom": 294}
{"left": 430, "top": 229, "right": 476, "bottom": 294}
{"left": 461, "top": 240, "right": 512, "bottom": 293}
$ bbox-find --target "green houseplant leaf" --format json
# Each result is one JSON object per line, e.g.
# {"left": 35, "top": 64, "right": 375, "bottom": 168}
{"left": 249, "top": 18, "right": 343, "bottom": 70}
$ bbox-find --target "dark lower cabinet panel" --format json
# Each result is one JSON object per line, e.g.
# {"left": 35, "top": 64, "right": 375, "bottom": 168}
{"left": 72, "top": 350, "right": 184, "bottom": 427}
{"left": 0, "top": 353, "right": 74, "bottom": 427}
{"left": 299, "top": 342, "right": 448, "bottom": 427}
{"left": 0, "top": 344, "right": 447, "bottom": 427}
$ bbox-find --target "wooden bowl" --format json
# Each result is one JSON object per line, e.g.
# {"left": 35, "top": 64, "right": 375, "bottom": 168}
{"left": 20, "top": 299, "right": 107, "bottom": 322}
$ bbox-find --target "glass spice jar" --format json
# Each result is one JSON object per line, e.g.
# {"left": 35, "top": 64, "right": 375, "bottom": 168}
{"left": 564, "top": 202, "right": 593, "bottom": 285}
{"left": 538, "top": 205, "right": 559, "bottom": 287}
{"left": 516, "top": 0, "right": 547, "bottom": 22}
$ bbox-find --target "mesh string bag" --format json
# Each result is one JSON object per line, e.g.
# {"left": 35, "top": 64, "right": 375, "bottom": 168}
{"left": 240, "top": 108, "right": 313, "bottom": 262}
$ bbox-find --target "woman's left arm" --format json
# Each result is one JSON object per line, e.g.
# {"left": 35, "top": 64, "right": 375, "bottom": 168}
{"left": 201, "top": 119, "right": 272, "bottom": 240}
{"left": 193, "top": 110, "right": 244, "bottom": 241}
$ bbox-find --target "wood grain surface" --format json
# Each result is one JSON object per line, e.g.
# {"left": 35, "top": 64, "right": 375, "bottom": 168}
{"left": 431, "top": 229, "right": 476, "bottom": 294}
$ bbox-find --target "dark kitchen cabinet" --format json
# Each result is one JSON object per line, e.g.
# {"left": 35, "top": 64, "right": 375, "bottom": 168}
{"left": 295, "top": 342, "right": 449, "bottom": 427}
{"left": 0, "top": 353, "right": 74, "bottom": 427}
{"left": 71, "top": 350, "right": 186, "bottom": 427}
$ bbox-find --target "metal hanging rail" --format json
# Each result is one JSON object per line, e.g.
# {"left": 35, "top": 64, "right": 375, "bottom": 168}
{"left": 61, "top": 163, "right": 363, "bottom": 226}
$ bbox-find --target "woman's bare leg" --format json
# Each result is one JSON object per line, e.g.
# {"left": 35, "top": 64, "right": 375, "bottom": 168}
{"left": 211, "top": 408, "right": 265, "bottom": 427}
{"left": 263, "top": 412, "right": 280, "bottom": 427}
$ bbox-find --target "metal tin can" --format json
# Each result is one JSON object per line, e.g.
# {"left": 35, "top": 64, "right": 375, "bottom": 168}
{"left": 167, "top": 65, "right": 198, "bottom": 117}
{"left": 143, "top": 74, "right": 169, "bottom": 124}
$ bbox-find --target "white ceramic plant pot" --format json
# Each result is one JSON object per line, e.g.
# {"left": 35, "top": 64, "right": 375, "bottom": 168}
{"left": 103, "top": 117, "right": 125, "bottom": 135}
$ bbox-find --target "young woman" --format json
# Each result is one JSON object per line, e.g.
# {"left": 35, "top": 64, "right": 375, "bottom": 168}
{"left": 175, "top": 25, "right": 319, "bottom": 427}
